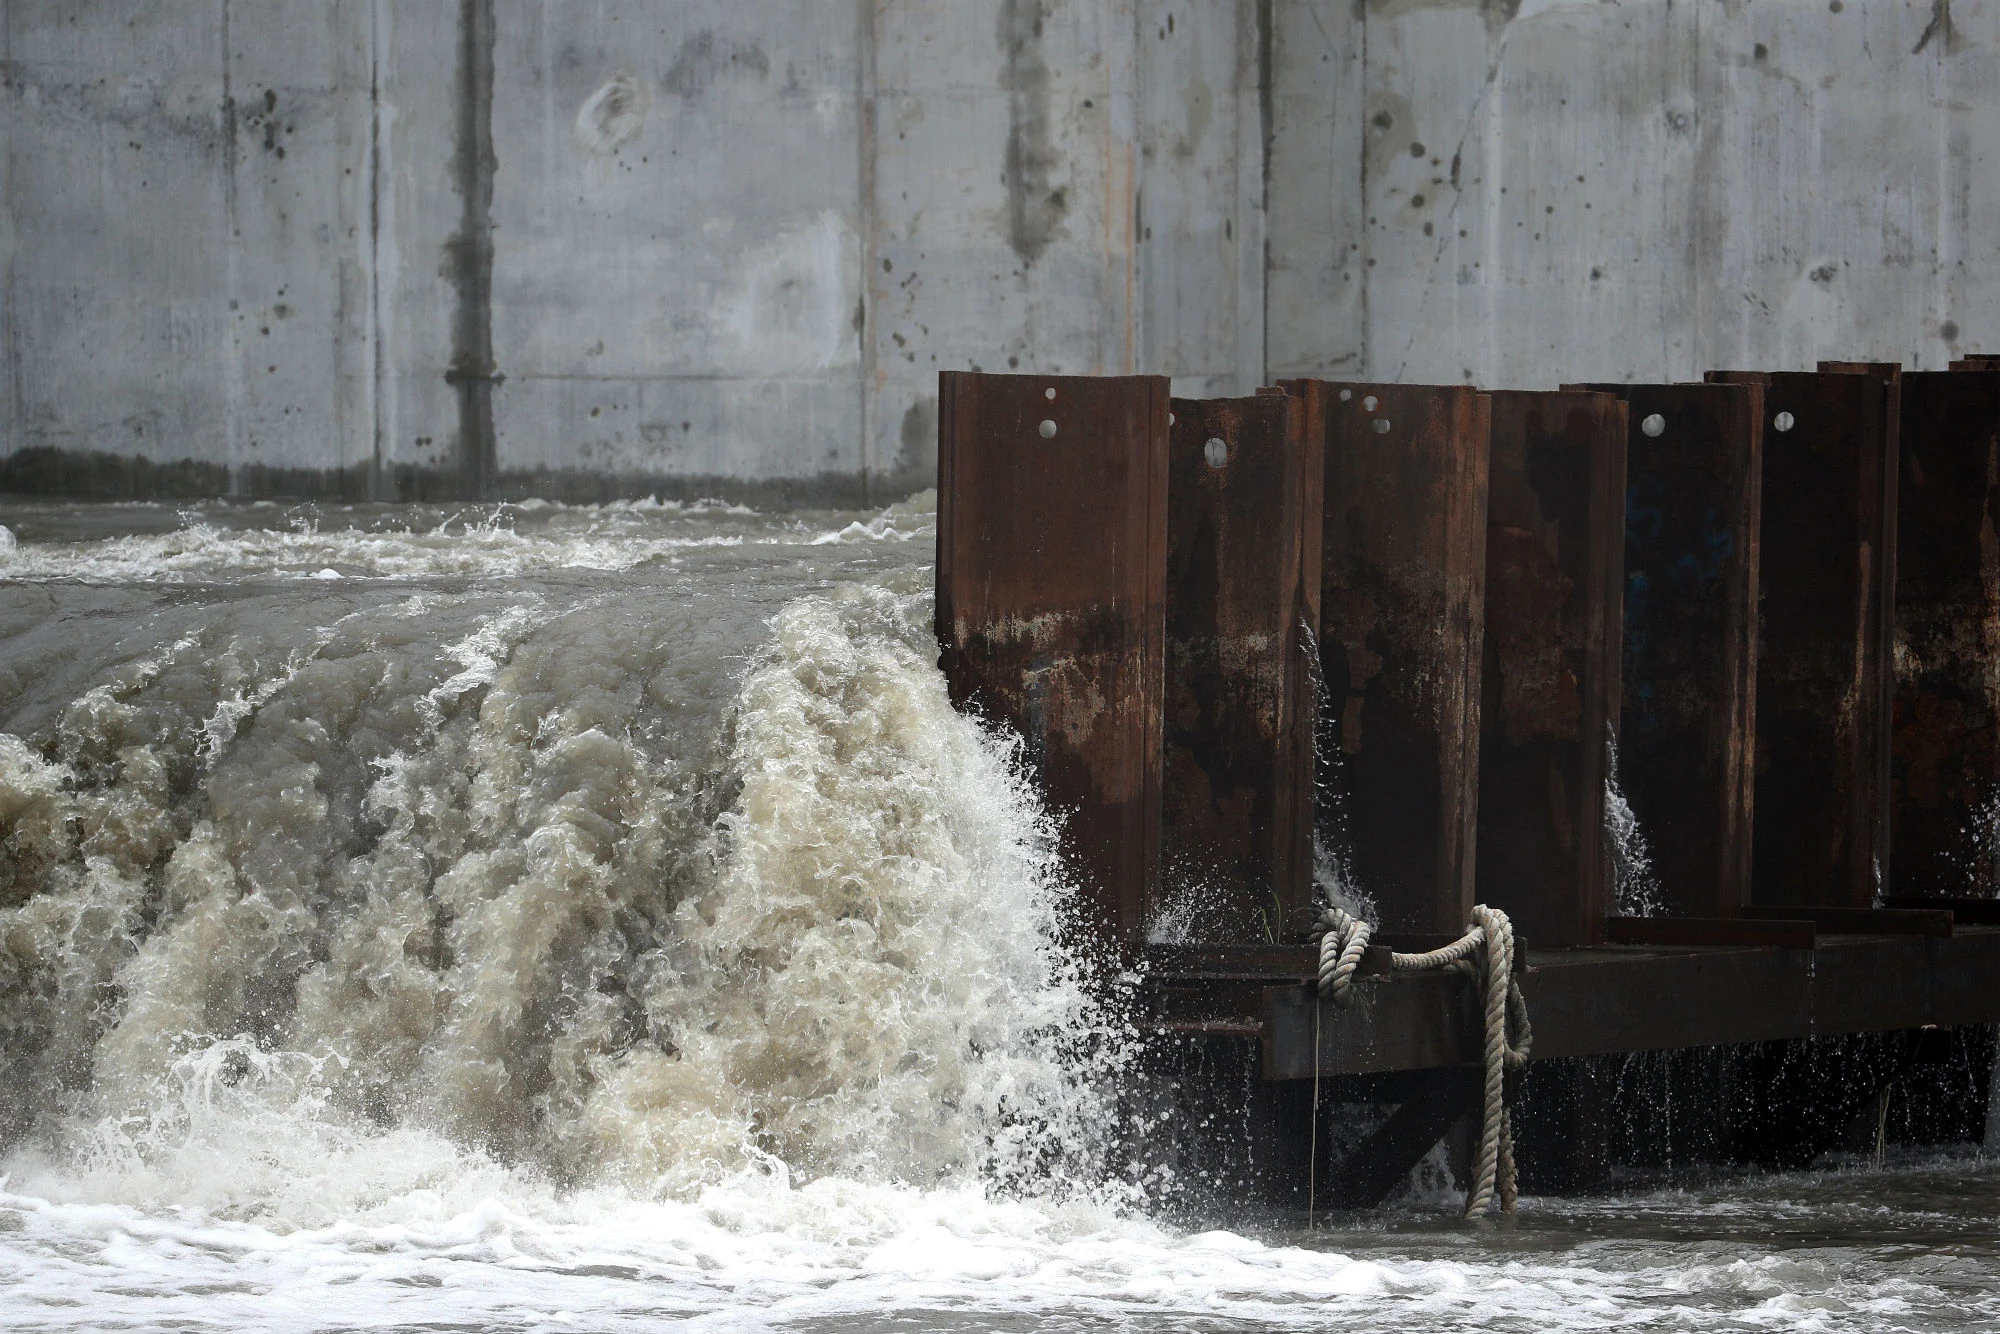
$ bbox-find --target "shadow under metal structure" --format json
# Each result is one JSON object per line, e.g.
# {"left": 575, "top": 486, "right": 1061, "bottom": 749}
{"left": 935, "top": 365, "right": 2000, "bottom": 1209}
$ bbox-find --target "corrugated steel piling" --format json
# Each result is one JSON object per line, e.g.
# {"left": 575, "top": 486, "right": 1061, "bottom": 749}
{"left": 1707, "top": 368, "right": 1897, "bottom": 909}
{"left": 934, "top": 359, "right": 2000, "bottom": 1209}
{"left": 1160, "top": 394, "right": 1324, "bottom": 943}
{"left": 1890, "top": 368, "right": 2000, "bottom": 897}
{"left": 935, "top": 372, "right": 1170, "bottom": 951}
{"left": 1568, "top": 382, "right": 1763, "bottom": 919}
{"left": 1280, "top": 381, "right": 1490, "bottom": 937}
{"left": 1476, "top": 390, "right": 1628, "bottom": 947}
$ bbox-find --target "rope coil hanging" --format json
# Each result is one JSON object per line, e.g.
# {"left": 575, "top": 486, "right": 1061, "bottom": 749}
{"left": 1311, "top": 903, "right": 1534, "bottom": 1216}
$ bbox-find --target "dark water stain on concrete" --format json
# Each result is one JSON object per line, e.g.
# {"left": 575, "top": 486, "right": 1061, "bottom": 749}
{"left": 444, "top": 0, "right": 498, "bottom": 500}
{"left": 663, "top": 31, "right": 771, "bottom": 98}
{"left": 998, "top": 0, "right": 1066, "bottom": 265}
{"left": 896, "top": 395, "right": 941, "bottom": 488}
{"left": 0, "top": 447, "right": 900, "bottom": 511}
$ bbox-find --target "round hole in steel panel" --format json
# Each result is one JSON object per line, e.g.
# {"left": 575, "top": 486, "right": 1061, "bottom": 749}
{"left": 1339, "top": 389, "right": 1353, "bottom": 402}
{"left": 1641, "top": 413, "right": 1666, "bottom": 437}
{"left": 1038, "top": 419, "right": 1057, "bottom": 439}
{"left": 1774, "top": 410, "right": 1795, "bottom": 432}
{"left": 1362, "top": 394, "right": 1380, "bottom": 411}
{"left": 1045, "top": 387, "right": 1057, "bottom": 400}
{"left": 1204, "top": 437, "right": 1228, "bottom": 468}
{"left": 1169, "top": 413, "right": 1176, "bottom": 425}
{"left": 1371, "top": 417, "right": 1392, "bottom": 434}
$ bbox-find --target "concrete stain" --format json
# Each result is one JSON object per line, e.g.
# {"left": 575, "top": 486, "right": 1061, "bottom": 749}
{"left": 663, "top": 31, "right": 771, "bottom": 99}
{"left": 574, "top": 72, "right": 648, "bottom": 155}
{"left": 998, "top": 0, "right": 1067, "bottom": 265}
{"left": 444, "top": 0, "right": 498, "bottom": 500}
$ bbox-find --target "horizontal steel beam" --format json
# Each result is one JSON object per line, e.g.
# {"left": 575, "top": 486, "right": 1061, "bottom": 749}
{"left": 1261, "top": 926, "right": 2000, "bottom": 1078}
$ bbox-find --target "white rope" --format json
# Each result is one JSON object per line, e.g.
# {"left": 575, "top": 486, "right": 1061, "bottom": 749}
{"left": 1310, "top": 903, "right": 1534, "bottom": 1216}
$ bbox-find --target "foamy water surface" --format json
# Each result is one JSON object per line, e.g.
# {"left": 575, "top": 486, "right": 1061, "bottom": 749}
{"left": 0, "top": 498, "right": 1994, "bottom": 1332}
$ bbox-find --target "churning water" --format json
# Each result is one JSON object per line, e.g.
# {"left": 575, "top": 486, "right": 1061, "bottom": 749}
{"left": 0, "top": 496, "right": 1994, "bottom": 1332}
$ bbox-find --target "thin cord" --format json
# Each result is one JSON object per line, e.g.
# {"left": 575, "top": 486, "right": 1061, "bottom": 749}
{"left": 1307, "top": 996, "right": 1322, "bottom": 1227}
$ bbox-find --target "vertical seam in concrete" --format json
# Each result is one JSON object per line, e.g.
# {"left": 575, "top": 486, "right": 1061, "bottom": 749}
{"left": 2, "top": 5, "right": 16, "bottom": 449}
{"left": 1931, "top": 8, "right": 1955, "bottom": 365}
{"left": 1256, "top": 0, "right": 1273, "bottom": 389}
{"left": 1690, "top": 0, "right": 1707, "bottom": 379}
{"left": 447, "top": 0, "right": 497, "bottom": 500}
{"left": 857, "top": 0, "right": 877, "bottom": 506}
{"left": 221, "top": 0, "right": 241, "bottom": 496}
{"left": 367, "top": 0, "right": 385, "bottom": 498}
{"left": 1358, "top": 7, "right": 1370, "bottom": 379}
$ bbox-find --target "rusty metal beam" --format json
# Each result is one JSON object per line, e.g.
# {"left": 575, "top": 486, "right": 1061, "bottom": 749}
{"left": 1279, "top": 380, "right": 1489, "bottom": 936}
{"left": 1741, "top": 905, "right": 1953, "bottom": 937}
{"left": 1708, "top": 369, "right": 1897, "bottom": 909}
{"left": 1890, "top": 369, "right": 2000, "bottom": 897}
{"left": 935, "top": 372, "right": 1170, "bottom": 952}
{"left": 1950, "top": 357, "right": 2000, "bottom": 370}
{"left": 1567, "top": 382, "right": 1763, "bottom": 918}
{"left": 1884, "top": 896, "right": 2000, "bottom": 925}
{"left": 1160, "top": 395, "right": 1323, "bottom": 944}
{"left": 1820, "top": 361, "right": 1905, "bottom": 377}
{"left": 1605, "top": 916, "right": 1815, "bottom": 948}
{"left": 1476, "top": 390, "right": 1627, "bottom": 946}
{"left": 1262, "top": 926, "right": 2000, "bottom": 1078}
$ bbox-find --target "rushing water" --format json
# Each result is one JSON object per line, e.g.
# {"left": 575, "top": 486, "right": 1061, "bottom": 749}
{"left": 0, "top": 496, "right": 1994, "bottom": 1332}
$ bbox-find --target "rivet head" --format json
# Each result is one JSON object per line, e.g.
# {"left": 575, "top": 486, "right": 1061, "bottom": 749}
{"left": 1204, "top": 437, "right": 1228, "bottom": 468}
{"left": 1773, "top": 410, "right": 1795, "bottom": 432}
{"left": 1038, "top": 419, "right": 1057, "bottom": 439}
{"left": 1641, "top": 413, "right": 1666, "bottom": 437}
{"left": 1371, "top": 417, "right": 1392, "bottom": 434}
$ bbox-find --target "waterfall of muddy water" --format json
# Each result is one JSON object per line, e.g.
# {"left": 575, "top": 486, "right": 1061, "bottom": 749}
{"left": 1, "top": 497, "right": 1995, "bottom": 1332}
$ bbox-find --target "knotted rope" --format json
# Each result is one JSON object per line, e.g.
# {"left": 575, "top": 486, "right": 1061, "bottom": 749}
{"left": 1310, "top": 903, "right": 1534, "bottom": 1216}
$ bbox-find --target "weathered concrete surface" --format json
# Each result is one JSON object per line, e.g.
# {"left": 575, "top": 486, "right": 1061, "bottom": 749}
{"left": 1269, "top": 0, "right": 2000, "bottom": 386}
{"left": 2, "top": 2, "right": 1996, "bottom": 500}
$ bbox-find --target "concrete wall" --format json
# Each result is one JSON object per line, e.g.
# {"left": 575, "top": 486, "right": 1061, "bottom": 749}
{"left": 1, "top": 1, "right": 1994, "bottom": 504}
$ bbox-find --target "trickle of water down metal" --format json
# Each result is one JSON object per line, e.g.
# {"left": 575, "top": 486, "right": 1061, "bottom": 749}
{"left": 0, "top": 497, "right": 1994, "bottom": 1333}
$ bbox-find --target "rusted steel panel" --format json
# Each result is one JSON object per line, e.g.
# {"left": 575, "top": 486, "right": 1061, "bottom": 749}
{"left": 1889, "top": 369, "right": 2000, "bottom": 897}
{"left": 1566, "top": 383, "right": 1762, "bottom": 918}
{"left": 1476, "top": 391, "right": 1627, "bottom": 947}
{"left": 935, "top": 371, "right": 1171, "bottom": 951}
{"left": 1950, "top": 357, "right": 2000, "bottom": 370}
{"left": 1708, "top": 370, "right": 1897, "bottom": 909}
{"left": 1161, "top": 395, "right": 1324, "bottom": 944}
{"left": 1279, "top": 381, "right": 1489, "bottom": 936}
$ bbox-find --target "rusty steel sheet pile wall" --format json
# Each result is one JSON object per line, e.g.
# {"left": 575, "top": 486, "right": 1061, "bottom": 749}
{"left": 1890, "top": 369, "right": 2000, "bottom": 898}
{"left": 1708, "top": 369, "right": 1897, "bottom": 909}
{"left": 1159, "top": 396, "right": 1324, "bottom": 945}
{"left": 1571, "top": 382, "right": 1763, "bottom": 918}
{"left": 1476, "top": 391, "right": 1628, "bottom": 947}
{"left": 935, "top": 372, "right": 1170, "bottom": 950}
{"left": 1281, "top": 381, "right": 1489, "bottom": 936}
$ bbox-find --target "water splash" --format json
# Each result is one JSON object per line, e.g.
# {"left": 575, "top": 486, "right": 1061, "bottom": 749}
{"left": 1605, "top": 730, "right": 1663, "bottom": 917}
{"left": 0, "top": 537, "right": 1116, "bottom": 1220}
